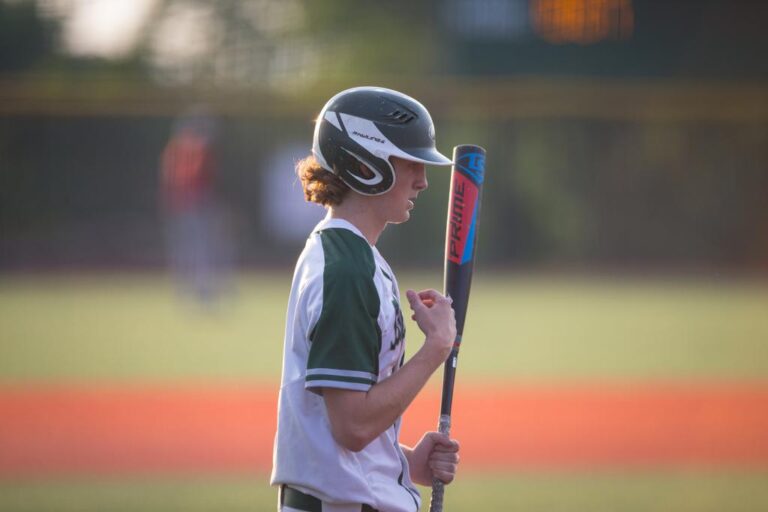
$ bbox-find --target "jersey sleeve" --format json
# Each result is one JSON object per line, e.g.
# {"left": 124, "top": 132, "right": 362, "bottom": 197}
{"left": 305, "top": 264, "right": 381, "bottom": 392}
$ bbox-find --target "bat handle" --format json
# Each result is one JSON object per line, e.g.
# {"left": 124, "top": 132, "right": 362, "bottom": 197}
{"left": 428, "top": 414, "right": 452, "bottom": 512}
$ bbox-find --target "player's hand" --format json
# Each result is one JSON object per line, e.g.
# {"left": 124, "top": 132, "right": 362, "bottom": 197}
{"left": 406, "top": 289, "right": 456, "bottom": 362}
{"left": 407, "top": 432, "right": 460, "bottom": 486}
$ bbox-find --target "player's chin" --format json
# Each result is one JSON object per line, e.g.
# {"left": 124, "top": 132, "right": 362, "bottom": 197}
{"left": 388, "top": 210, "right": 411, "bottom": 225}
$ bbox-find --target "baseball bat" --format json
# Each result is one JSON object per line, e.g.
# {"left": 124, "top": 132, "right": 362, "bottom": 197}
{"left": 429, "top": 144, "right": 486, "bottom": 512}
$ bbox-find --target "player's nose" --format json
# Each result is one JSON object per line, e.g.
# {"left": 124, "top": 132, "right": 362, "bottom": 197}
{"left": 414, "top": 167, "right": 428, "bottom": 191}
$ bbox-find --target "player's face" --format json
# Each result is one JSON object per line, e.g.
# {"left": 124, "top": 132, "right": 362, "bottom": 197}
{"left": 381, "top": 156, "right": 428, "bottom": 224}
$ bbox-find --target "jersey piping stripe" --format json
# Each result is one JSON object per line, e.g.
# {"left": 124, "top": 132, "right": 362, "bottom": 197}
{"left": 392, "top": 420, "right": 420, "bottom": 511}
{"left": 304, "top": 379, "right": 373, "bottom": 392}
{"left": 306, "top": 374, "right": 375, "bottom": 385}
{"left": 306, "top": 368, "right": 378, "bottom": 381}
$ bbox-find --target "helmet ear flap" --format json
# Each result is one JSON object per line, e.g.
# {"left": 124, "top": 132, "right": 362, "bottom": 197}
{"left": 334, "top": 147, "right": 395, "bottom": 196}
{"left": 353, "top": 160, "right": 376, "bottom": 180}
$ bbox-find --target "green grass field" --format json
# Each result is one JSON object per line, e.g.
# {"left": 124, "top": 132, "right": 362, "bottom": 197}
{"left": 2, "top": 472, "right": 768, "bottom": 512}
{"left": 2, "top": 271, "right": 768, "bottom": 383}
{"left": 1, "top": 271, "right": 767, "bottom": 511}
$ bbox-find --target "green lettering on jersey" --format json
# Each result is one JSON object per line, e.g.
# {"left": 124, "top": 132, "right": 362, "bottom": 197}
{"left": 381, "top": 268, "right": 405, "bottom": 351}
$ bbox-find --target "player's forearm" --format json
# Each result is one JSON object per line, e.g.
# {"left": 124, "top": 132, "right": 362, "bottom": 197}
{"left": 365, "top": 342, "right": 444, "bottom": 422}
{"left": 324, "top": 342, "right": 445, "bottom": 451}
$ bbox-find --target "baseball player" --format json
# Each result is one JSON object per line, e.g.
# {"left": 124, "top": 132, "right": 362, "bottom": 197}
{"left": 160, "top": 107, "right": 227, "bottom": 304}
{"left": 271, "top": 87, "right": 460, "bottom": 512}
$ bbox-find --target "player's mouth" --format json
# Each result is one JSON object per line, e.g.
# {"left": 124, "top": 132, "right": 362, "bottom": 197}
{"left": 408, "top": 198, "right": 416, "bottom": 210}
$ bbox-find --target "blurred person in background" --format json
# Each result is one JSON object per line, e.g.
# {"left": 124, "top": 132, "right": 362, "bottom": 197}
{"left": 271, "top": 87, "right": 460, "bottom": 512}
{"left": 160, "top": 106, "right": 231, "bottom": 305}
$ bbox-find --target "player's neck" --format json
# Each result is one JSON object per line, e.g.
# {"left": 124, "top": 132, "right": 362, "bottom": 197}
{"left": 329, "top": 199, "right": 386, "bottom": 246}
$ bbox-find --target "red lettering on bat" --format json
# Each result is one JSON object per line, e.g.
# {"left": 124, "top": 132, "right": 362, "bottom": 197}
{"left": 447, "top": 173, "right": 478, "bottom": 264}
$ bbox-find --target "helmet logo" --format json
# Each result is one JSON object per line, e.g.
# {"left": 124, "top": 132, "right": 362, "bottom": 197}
{"left": 341, "top": 148, "right": 384, "bottom": 186}
{"left": 351, "top": 130, "right": 385, "bottom": 144}
{"left": 428, "top": 123, "right": 435, "bottom": 141}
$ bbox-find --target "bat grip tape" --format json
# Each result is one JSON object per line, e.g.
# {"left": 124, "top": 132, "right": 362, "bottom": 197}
{"left": 428, "top": 414, "right": 451, "bottom": 512}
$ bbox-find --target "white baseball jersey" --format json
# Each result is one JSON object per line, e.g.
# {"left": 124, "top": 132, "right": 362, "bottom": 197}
{"left": 271, "top": 216, "right": 420, "bottom": 512}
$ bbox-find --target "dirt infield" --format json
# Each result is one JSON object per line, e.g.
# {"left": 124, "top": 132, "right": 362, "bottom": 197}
{"left": 1, "top": 383, "right": 767, "bottom": 476}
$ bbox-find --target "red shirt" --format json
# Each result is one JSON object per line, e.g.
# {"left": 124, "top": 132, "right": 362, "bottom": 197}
{"left": 161, "top": 133, "right": 215, "bottom": 211}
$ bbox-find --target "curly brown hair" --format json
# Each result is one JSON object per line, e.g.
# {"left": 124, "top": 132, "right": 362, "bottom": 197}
{"left": 296, "top": 154, "right": 350, "bottom": 207}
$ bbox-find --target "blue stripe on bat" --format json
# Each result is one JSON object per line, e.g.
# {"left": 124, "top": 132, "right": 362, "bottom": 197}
{"left": 461, "top": 202, "right": 479, "bottom": 264}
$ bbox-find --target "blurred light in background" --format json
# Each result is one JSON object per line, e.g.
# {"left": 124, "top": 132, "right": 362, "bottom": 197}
{"left": 531, "top": 0, "right": 634, "bottom": 44}
{"left": 54, "top": 0, "right": 155, "bottom": 57}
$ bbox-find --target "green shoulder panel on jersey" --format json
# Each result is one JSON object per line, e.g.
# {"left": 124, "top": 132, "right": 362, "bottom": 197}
{"left": 306, "top": 228, "right": 382, "bottom": 392}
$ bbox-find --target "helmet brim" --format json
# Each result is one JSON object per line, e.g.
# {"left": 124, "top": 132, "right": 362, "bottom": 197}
{"left": 400, "top": 147, "right": 453, "bottom": 166}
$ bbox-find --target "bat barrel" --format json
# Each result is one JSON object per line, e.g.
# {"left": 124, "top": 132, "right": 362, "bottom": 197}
{"left": 444, "top": 144, "right": 486, "bottom": 336}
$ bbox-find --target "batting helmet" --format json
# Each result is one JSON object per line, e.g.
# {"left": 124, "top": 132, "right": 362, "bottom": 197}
{"left": 312, "top": 86, "right": 452, "bottom": 195}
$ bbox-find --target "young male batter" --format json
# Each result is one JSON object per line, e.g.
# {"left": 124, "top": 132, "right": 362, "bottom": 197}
{"left": 271, "top": 87, "right": 460, "bottom": 512}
